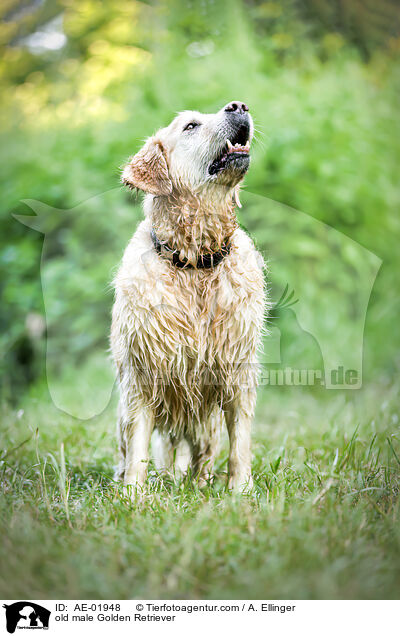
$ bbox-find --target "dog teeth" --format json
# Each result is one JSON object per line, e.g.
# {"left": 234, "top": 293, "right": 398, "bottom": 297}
{"left": 226, "top": 139, "right": 250, "bottom": 154}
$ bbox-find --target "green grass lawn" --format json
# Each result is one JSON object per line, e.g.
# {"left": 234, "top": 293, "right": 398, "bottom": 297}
{"left": 1, "top": 379, "right": 399, "bottom": 600}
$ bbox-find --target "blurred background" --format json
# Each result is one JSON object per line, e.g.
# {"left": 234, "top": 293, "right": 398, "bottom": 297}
{"left": 1, "top": 0, "right": 400, "bottom": 407}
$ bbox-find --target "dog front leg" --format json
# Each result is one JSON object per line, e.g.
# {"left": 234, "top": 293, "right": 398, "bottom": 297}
{"left": 224, "top": 390, "right": 256, "bottom": 491}
{"left": 122, "top": 406, "right": 154, "bottom": 492}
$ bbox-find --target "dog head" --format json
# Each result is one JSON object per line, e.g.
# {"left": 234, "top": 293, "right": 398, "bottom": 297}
{"left": 122, "top": 101, "right": 253, "bottom": 197}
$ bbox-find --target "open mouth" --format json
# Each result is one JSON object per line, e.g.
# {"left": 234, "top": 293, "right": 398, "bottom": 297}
{"left": 208, "top": 129, "right": 251, "bottom": 176}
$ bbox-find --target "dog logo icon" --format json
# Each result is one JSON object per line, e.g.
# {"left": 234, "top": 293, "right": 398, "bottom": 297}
{"left": 2, "top": 602, "right": 51, "bottom": 633}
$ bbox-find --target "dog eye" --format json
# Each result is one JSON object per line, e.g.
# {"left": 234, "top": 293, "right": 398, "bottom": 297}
{"left": 183, "top": 122, "right": 200, "bottom": 131}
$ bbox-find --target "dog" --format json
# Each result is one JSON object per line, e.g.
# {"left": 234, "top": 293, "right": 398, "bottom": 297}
{"left": 111, "top": 101, "right": 266, "bottom": 493}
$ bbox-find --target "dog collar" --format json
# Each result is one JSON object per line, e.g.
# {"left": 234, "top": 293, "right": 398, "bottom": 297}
{"left": 151, "top": 228, "right": 231, "bottom": 269}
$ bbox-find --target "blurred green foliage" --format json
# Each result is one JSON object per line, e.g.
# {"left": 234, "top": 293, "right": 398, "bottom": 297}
{"left": 1, "top": 0, "right": 400, "bottom": 399}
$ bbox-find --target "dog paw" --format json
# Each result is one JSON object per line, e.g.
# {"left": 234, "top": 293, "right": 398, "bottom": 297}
{"left": 228, "top": 474, "right": 254, "bottom": 493}
{"left": 122, "top": 481, "right": 146, "bottom": 503}
{"left": 197, "top": 474, "right": 214, "bottom": 489}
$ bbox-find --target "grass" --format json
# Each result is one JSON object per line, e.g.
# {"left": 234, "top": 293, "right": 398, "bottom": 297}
{"left": 1, "top": 378, "right": 399, "bottom": 600}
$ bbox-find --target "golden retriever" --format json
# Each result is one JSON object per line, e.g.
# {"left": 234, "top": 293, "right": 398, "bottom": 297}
{"left": 111, "top": 101, "right": 266, "bottom": 493}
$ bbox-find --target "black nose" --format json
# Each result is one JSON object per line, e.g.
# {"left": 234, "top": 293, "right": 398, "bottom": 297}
{"left": 224, "top": 101, "right": 249, "bottom": 114}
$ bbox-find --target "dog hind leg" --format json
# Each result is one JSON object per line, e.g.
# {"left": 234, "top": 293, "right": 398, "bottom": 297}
{"left": 152, "top": 430, "right": 191, "bottom": 478}
{"left": 191, "top": 409, "right": 222, "bottom": 486}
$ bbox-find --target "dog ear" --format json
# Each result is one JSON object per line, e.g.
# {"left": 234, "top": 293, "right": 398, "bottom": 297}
{"left": 121, "top": 137, "right": 173, "bottom": 196}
